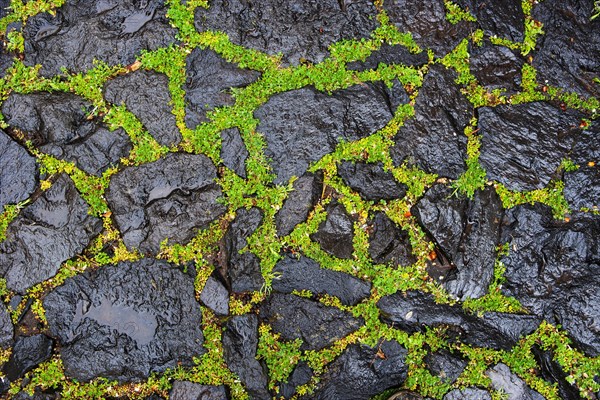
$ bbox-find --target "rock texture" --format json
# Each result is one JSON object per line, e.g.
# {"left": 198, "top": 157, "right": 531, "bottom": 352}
{"left": 275, "top": 171, "right": 323, "bottom": 236}
{"left": 170, "top": 382, "right": 228, "bottom": 400}
{"left": 311, "top": 202, "right": 354, "bottom": 259}
{"left": 338, "top": 161, "right": 407, "bottom": 202}
{"left": 0, "top": 130, "right": 38, "bottom": 208}
{"left": 486, "top": 363, "right": 545, "bottom": 400}
{"left": 3, "top": 335, "right": 53, "bottom": 382}
{"left": 368, "top": 212, "right": 416, "bottom": 268}
{"left": 564, "top": 125, "right": 600, "bottom": 210}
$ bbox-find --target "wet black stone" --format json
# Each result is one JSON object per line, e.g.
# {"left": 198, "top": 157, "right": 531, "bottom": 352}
{"left": 347, "top": 43, "right": 429, "bottom": 71}
{"left": 23, "top": 0, "right": 177, "bottom": 77}
{"left": 469, "top": 43, "right": 524, "bottom": 94}
{"left": 384, "top": 0, "right": 473, "bottom": 56}
{"left": 390, "top": 65, "right": 472, "bottom": 179}
{"left": 170, "top": 381, "right": 228, "bottom": 400}
{"left": 486, "top": 363, "right": 545, "bottom": 400}
{"left": 0, "top": 303, "right": 12, "bottom": 350}
{"left": 412, "top": 184, "right": 503, "bottom": 300}
{"left": 184, "top": 48, "right": 261, "bottom": 129}
{"left": 0, "top": 130, "right": 37, "bottom": 209}
{"left": 225, "top": 207, "right": 264, "bottom": 293}
{"left": 564, "top": 126, "right": 600, "bottom": 210}
{"left": 12, "top": 390, "right": 57, "bottom": 400}
{"left": 275, "top": 171, "right": 323, "bottom": 237}
{"left": 304, "top": 340, "right": 407, "bottom": 400}
{"left": 279, "top": 362, "right": 313, "bottom": 399}
{"left": 377, "top": 290, "right": 541, "bottom": 350}
{"left": 0, "top": 174, "right": 102, "bottom": 293}
{"left": 532, "top": 0, "right": 600, "bottom": 98}
{"left": 457, "top": 0, "right": 524, "bottom": 42}
{"left": 222, "top": 314, "right": 269, "bottom": 400}
{"left": 272, "top": 254, "right": 371, "bottom": 306}
{"left": 221, "top": 128, "right": 249, "bottom": 179}
{"left": 104, "top": 70, "right": 181, "bottom": 147}
{"left": 255, "top": 82, "right": 397, "bottom": 185}
{"left": 500, "top": 204, "right": 600, "bottom": 356}
{"left": 43, "top": 258, "right": 205, "bottom": 382}
{"left": 194, "top": 0, "right": 378, "bottom": 66}
{"left": 368, "top": 212, "right": 416, "bottom": 268}
{"left": 260, "top": 293, "right": 363, "bottom": 351}
{"left": 3, "top": 335, "right": 53, "bottom": 382}
{"left": 532, "top": 346, "right": 583, "bottom": 400}
{"left": 199, "top": 276, "right": 229, "bottom": 316}
{"left": 2, "top": 92, "right": 131, "bottom": 176}
{"left": 479, "top": 101, "right": 584, "bottom": 191}
{"left": 310, "top": 202, "right": 354, "bottom": 259}
{"left": 106, "top": 152, "right": 225, "bottom": 255}
{"left": 443, "top": 388, "right": 491, "bottom": 400}
{"left": 338, "top": 161, "right": 407, "bottom": 202}
{"left": 424, "top": 350, "right": 467, "bottom": 384}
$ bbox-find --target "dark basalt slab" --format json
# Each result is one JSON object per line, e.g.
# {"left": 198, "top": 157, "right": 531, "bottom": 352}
{"left": 170, "top": 382, "right": 228, "bottom": 400}
{"left": 259, "top": 293, "right": 363, "bottom": 351}
{"left": 500, "top": 204, "right": 600, "bottom": 356}
{"left": 0, "top": 174, "right": 102, "bottom": 293}
{"left": 0, "top": 303, "right": 12, "bottom": 350}
{"left": 444, "top": 388, "right": 491, "bottom": 400}
{"left": 184, "top": 48, "right": 261, "bottom": 129}
{"left": 368, "top": 212, "right": 416, "bottom": 268}
{"left": 310, "top": 202, "right": 354, "bottom": 259}
{"left": 221, "top": 128, "right": 250, "bottom": 179}
{"left": 255, "top": 82, "right": 399, "bottom": 185}
{"left": 272, "top": 254, "right": 371, "bottom": 306}
{"left": 347, "top": 43, "right": 429, "bottom": 71}
{"left": 43, "top": 259, "right": 205, "bottom": 382}
{"left": 479, "top": 102, "right": 584, "bottom": 191}
{"left": 486, "top": 363, "right": 545, "bottom": 400}
{"left": 194, "top": 0, "right": 378, "bottom": 66}
{"left": 275, "top": 171, "right": 323, "bottom": 237}
{"left": 391, "top": 65, "right": 472, "bottom": 179}
{"left": 3, "top": 335, "right": 53, "bottom": 382}
{"left": 23, "top": 0, "right": 177, "bottom": 77}
{"left": 532, "top": 346, "right": 583, "bottom": 400}
{"left": 338, "top": 161, "right": 407, "bottom": 202}
{"left": 457, "top": 0, "right": 524, "bottom": 42}
{"left": 104, "top": 70, "right": 181, "bottom": 147}
{"left": 199, "top": 276, "right": 229, "bottom": 316}
{"left": 2, "top": 92, "right": 131, "bottom": 176}
{"left": 564, "top": 126, "right": 600, "bottom": 210}
{"left": 106, "top": 152, "right": 225, "bottom": 255}
{"left": 377, "top": 290, "right": 541, "bottom": 351}
{"left": 424, "top": 350, "right": 466, "bottom": 384}
{"left": 469, "top": 43, "right": 524, "bottom": 94}
{"left": 279, "top": 362, "right": 313, "bottom": 399}
{"left": 0, "top": 130, "right": 38, "bottom": 209}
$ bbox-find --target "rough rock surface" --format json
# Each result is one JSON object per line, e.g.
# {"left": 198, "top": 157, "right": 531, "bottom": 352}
{"left": 43, "top": 259, "right": 205, "bottom": 382}
{"left": 479, "top": 101, "right": 584, "bottom": 191}
{"left": 104, "top": 70, "right": 181, "bottom": 146}
{"left": 457, "top": 0, "right": 524, "bottom": 41}
{"left": 194, "top": 0, "right": 378, "bottom": 66}
{"left": 469, "top": 43, "right": 524, "bottom": 94}
{"left": 391, "top": 65, "right": 472, "bottom": 179}
{"left": 23, "top": 0, "right": 177, "bottom": 76}
{"left": 347, "top": 44, "right": 428, "bottom": 71}
{"left": 378, "top": 291, "right": 541, "bottom": 350}
{"left": 0, "top": 130, "right": 38, "bottom": 208}
{"left": 368, "top": 212, "right": 416, "bottom": 268}
{"left": 424, "top": 350, "right": 467, "bottom": 384}
{"left": 2, "top": 92, "right": 131, "bottom": 176}
{"left": 500, "top": 204, "right": 600, "bottom": 356}
{"left": 412, "top": 184, "right": 503, "bottom": 300}
{"left": 272, "top": 254, "right": 371, "bottom": 306}
{"left": 255, "top": 83, "right": 398, "bottom": 184}
{"left": 184, "top": 48, "right": 261, "bottom": 129}
{"left": 564, "top": 125, "right": 600, "bottom": 210}
{"left": 338, "top": 161, "right": 407, "bottom": 201}
{"left": 0, "top": 174, "right": 102, "bottom": 293}
{"left": 224, "top": 207, "right": 264, "bottom": 293}
{"left": 170, "top": 382, "right": 228, "bottom": 400}
{"left": 275, "top": 171, "right": 323, "bottom": 236}
{"left": 260, "top": 293, "right": 363, "bottom": 351}
{"left": 221, "top": 128, "right": 250, "bottom": 179}
{"left": 486, "top": 363, "right": 545, "bottom": 400}
{"left": 199, "top": 276, "right": 229, "bottom": 316}
{"left": 310, "top": 202, "right": 354, "bottom": 259}
{"left": 279, "top": 362, "right": 313, "bottom": 399}
{"left": 443, "top": 388, "right": 491, "bottom": 400}
{"left": 3, "top": 335, "right": 53, "bottom": 382}
{"left": 304, "top": 340, "right": 407, "bottom": 400}
{"left": 222, "top": 315, "right": 269, "bottom": 400}
{"left": 532, "top": 346, "right": 583, "bottom": 400}
{"left": 106, "top": 153, "right": 225, "bottom": 255}
{"left": 0, "top": 303, "right": 12, "bottom": 350}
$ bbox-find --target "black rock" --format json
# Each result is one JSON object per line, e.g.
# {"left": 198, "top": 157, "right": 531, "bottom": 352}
{"left": 275, "top": 171, "right": 323, "bottom": 237}
{"left": 500, "top": 204, "right": 600, "bottom": 356}
{"left": 531, "top": 346, "right": 583, "bottom": 400}
{"left": 457, "top": 0, "right": 524, "bottom": 42}
{"left": 0, "top": 303, "right": 12, "bottom": 350}
{"left": 368, "top": 212, "right": 416, "bottom": 268}
{"left": 272, "top": 254, "right": 371, "bottom": 306}
{"left": 564, "top": 126, "right": 600, "bottom": 210}
{"left": 104, "top": 70, "right": 181, "bottom": 147}
{"left": 479, "top": 102, "right": 584, "bottom": 191}
{"left": 3, "top": 335, "right": 53, "bottom": 382}
{"left": 200, "top": 276, "right": 229, "bottom": 316}
{"left": 106, "top": 152, "right": 225, "bottom": 255}
{"left": 184, "top": 49, "right": 261, "bottom": 129}
{"left": 278, "top": 362, "right": 313, "bottom": 399}
{"left": 259, "top": 293, "right": 363, "bottom": 351}
{"left": 222, "top": 314, "right": 269, "bottom": 400}
{"left": 255, "top": 83, "right": 396, "bottom": 185}
{"left": 0, "top": 130, "right": 37, "bottom": 209}
{"left": 304, "top": 340, "right": 407, "bottom": 400}
{"left": 347, "top": 43, "right": 429, "bottom": 71}
{"left": 194, "top": 0, "right": 378, "bottom": 66}
{"left": 221, "top": 128, "right": 249, "bottom": 179}
{"left": 377, "top": 290, "right": 541, "bottom": 350}
{"left": 384, "top": 0, "right": 473, "bottom": 56}
{"left": 338, "top": 161, "right": 407, "bottom": 202}
{"left": 424, "top": 350, "right": 467, "bottom": 384}
{"left": 0, "top": 174, "right": 102, "bottom": 293}
{"left": 12, "top": 390, "right": 58, "bottom": 400}
{"left": 443, "top": 388, "right": 491, "bottom": 400}
{"left": 390, "top": 65, "right": 472, "bottom": 179}
{"left": 532, "top": 0, "right": 600, "bottom": 98}
{"left": 225, "top": 207, "right": 264, "bottom": 293}
{"left": 469, "top": 43, "right": 524, "bottom": 94}
{"left": 170, "top": 381, "right": 228, "bottom": 400}
{"left": 412, "top": 184, "right": 503, "bottom": 300}
{"left": 2, "top": 92, "right": 131, "bottom": 176}
{"left": 310, "top": 202, "right": 354, "bottom": 259}
{"left": 43, "top": 259, "right": 205, "bottom": 382}
{"left": 23, "top": 0, "right": 177, "bottom": 76}
{"left": 486, "top": 363, "right": 545, "bottom": 400}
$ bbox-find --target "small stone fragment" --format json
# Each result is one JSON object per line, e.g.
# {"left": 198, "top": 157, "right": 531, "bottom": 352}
{"left": 221, "top": 128, "right": 249, "bottom": 179}
{"left": 200, "top": 276, "right": 229, "bottom": 316}
{"left": 3, "top": 335, "right": 53, "bottom": 381}
{"left": 0, "top": 303, "right": 12, "bottom": 350}
{"left": 311, "top": 202, "right": 354, "bottom": 259}
{"left": 338, "top": 161, "right": 407, "bottom": 201}
{"left": 275, "top": 171, "right": 323, "bottom": 237}
{"left": 564, "top": 126, "right": 600, "bottom": 210}
{"left": 486, "top": 363, "right": 545, "bottom": 400}
{"left": 279, "top": 362, "right": 313, "bottom": 399}
{"left": 443, "top": 388, "right": 491, "bottom": 400}
{"left": 170, "top": 382, "right": 228, "bottom": 400}
{"left": 469, "top": 43, "right": 524, "bottom": 94}
{"left": 531, "top": 346, "right": 582, "bottom": 400}
{"left": 424, "top": 350, "right": 467, "bottom": 384}
{"left": 368, "top": 212, "right": 416, "bottom": 268}
{"left": 0, "top": 130, "right": 37, "bottom": 209}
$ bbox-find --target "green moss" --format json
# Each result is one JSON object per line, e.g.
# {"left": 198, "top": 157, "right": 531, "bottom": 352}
{"left": 444, "top": 0, "right": 477, "bottom": 24}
